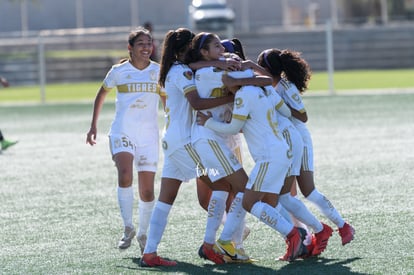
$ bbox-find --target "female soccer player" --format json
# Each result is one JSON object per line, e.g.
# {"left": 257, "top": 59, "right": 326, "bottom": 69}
{"left": 191, "top": 32, "right": 308, "bottom": 262}
{"left": 139, "top": 28, "right": 237, "bottom": 267}
{"left": 257, "top": 48, "right": 355, "bottom": 247}
{"left": 86, "top": 27, "right": 163, "bottom": 254}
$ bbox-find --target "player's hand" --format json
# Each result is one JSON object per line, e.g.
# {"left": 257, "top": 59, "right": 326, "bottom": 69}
{"left": 216, "top": 58, "right": 241, "bottom": 71}
{"left": 196, "top": 111, "right": 212, "bottom": 126}
{"left": 86, "top": 127, "right": 97, "bottom": 146}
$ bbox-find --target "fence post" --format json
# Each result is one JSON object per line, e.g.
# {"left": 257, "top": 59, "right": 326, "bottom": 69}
{"left": 38, "top": 35, "right": 46, "bottom": 103}
{"left": 326, "top": 20, "right": 335, "bottom": 95}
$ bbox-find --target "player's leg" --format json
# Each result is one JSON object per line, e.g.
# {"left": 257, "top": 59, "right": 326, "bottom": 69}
{"left": 113, "top": 151, "right": 136, "bottom": 249}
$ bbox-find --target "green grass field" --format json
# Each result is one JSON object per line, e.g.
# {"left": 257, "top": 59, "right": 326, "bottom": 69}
{"left": 0, "top": 69, "right": 413, "bottom": 103}
{"left": 1, "top": 76, "right": 414, "bottom": 274}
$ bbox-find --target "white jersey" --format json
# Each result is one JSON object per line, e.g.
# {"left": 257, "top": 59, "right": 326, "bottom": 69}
{"left": 192, "top": 67, "right": 254, "bottom": 144}
{"left": 103, "top": 61, "right": 164, "bottom": 140}
{"left": 232, "top": 85, "right": 289, "bottom": 162}
{"left": 264, "top": 85, "right": 304, "bottom": 176}
{"left": 275, "top": 78, "right": 306, "bottom": 131}
{"left": 275, "top": 78, "right": 313, "bottom": 171}
{"left": 161, "top": 62, "right": 196, "bottom": 155}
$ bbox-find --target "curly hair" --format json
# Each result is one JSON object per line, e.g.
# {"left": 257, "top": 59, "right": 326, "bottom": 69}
{"left": 257, "top": 48, "right": 311, "bottom": 93}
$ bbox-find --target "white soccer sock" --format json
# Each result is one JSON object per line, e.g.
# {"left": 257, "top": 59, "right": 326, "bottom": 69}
{"left": 279, "top": 193, "right": 323, "bottom": 233}
{"left": 143, "top": 201, "right": 172, "bottom": 254}
{"left": 307, "top": 189, "right": 345, "bottom": 228}
{"left": 117, "top": 186, "right": 134, "bottom": 229}
{"left": 232, "top": 218, "right": 246, "bottom": 249}
{"left": 204, "top": 190, "right": 228, "bottom": 244}
{"left": 250, "top": 201, "right": 293, "bottom": 237}
{"left": 219, "top": 192, "right": 246, "bottom": 242}
{"left": 221, "top": 211, "right": 227, "bottom": 226}
{"left": 138, "top": 199, "right": 155, "bottom": 237}
{"left": 275, "top": 202, "right": 293, "bottom": 224}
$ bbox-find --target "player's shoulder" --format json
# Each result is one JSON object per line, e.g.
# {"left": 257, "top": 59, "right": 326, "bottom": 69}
{"left": 110, "top": 60, "right": 131, "bottom": 72}
{"left": 149, "top": 60, "right": 161, "bottom": 69}
{"left": 169, "top": 63, "right": 194, "bottom": 79}
{"left": 279, "top": 78, "right": 292, "bottom": 90}
{"left": 196, "top": 66, "right": 215, "bottom": 74}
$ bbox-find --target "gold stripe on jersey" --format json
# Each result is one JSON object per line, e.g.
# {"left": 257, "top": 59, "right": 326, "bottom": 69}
{"left": 232, "top": 114, "right": 247, "bottom": 121}
{"left": 302, "top": 146, "right": 309, "bottom": 171}
{"left": 159, "top": 87, "right": 166, "bottom": 97}
{"left": 210, "top": 87, "right": 227, "bottom": 98}
{"left": 208, "top": 139, "right": 234, "bottom": 175}
{"left": 252, "top": 162, "right": 269, "bottom": 191}
{"left": 102, "top": 85, "right": 113, "bottom": 92}
{"left": 183, "top": 86, "right": 197, "bottom": 96}
{"left": 275, "top": 99, "right": 285, "bottom": 110}
{"left": 117, "top": 82, "right": 160, "bottom": 94}
{"left": 184, "top": 143, "right": 204, "bottom": 169}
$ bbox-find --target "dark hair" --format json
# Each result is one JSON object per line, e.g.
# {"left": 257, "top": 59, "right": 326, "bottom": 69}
{"left": 128, "top": 27, "right": 152, "bottom": 47}
{"left": 143, "top": 22, "right": 153, "bottom": 32}
{"left": 257, "top": 48, "right": 311, "bottom": 93}
{"left": 187, "top": 32, "right": 217, "bottom": 63}
{"left": 221, "top": 38, "right": 246, "bottom": 60}
{"left": 158, "top": 28, "right": 195, "bottom": 87}
{"left": 117, "top": 28, "right": 152, "bottom": 64}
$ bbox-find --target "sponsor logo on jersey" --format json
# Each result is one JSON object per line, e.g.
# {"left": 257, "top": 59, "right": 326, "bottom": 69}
{"left": 150, "top": 70, "right": 158, "bottom": 81}
{"left": 183, "top": 70, "right": 193, "bottom": 80}
{"left": 235, "top": 97, "right": 243, "bottom": 108}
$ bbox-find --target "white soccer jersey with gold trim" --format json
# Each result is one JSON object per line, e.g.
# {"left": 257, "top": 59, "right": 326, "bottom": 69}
{"left": 192, "top": 67, "right": 254, "bottom": 144}
{"left": 162, "top": 62, "right": 196, "bottom": 155}
{"left": 103, "top": 61, "right": 163, "bottom": 138}
{"left": 232, "top": 85, "right": 288, "bottom": 162}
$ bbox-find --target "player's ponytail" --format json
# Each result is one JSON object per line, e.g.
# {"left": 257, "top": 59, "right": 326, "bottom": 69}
{"left": 159, "top": 28, "right": 195, "bottom": 87}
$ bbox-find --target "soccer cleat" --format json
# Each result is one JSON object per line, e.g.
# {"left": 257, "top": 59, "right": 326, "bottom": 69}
{"left": 139, "top": 253, "right": 177, "bottom": 267}
{"left": 118, "top": 226, "right": 136, "bottom": 249}
{"left": 137, "top": 234, "right": 147, "bottom": 255}
{"left": 215, "top": 239, "right": 236, "bottom": 257}
{"left": 222, "top": 247, "right": 255, "bottom": 263}
{"left": 1, "top": 140, "right": 18, "bottom": 150}
{"left": 311, "top": 223, "right": 333, "bottom": 256}
{"left": 198, "top": 244, "right": 225, "bottom": 264}
{"left": 338, "top": 222, "right": 355, "bottom": 246}
{"left": 279, "top": 227, "right": 308, "bottom": 262}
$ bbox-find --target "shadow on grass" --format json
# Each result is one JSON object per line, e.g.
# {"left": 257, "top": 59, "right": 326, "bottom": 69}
{"left": 115, "top": 256, "right": 365, "bottom": 275}
{"left": 277, "top": 257, "right": 367, "bottom": 275}
{"left": 127, "top": 257, "right": 278, "bottom": 274}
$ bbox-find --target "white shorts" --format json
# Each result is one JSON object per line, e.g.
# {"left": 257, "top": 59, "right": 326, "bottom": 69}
{"left": 109, "top": 134, "right": 159, "bottom": 172}
{"left": 281, "top": 125, "right": 304, "bottom": 176}
{"left": 246, "top": 159, "right": 290, "bottom": 194}
{"left": 298, "top": 127, "right": 314, "bottom": 172}
{"left": 193, "top": 138, "right": 242, "bottom": 182}
{"left": 161, "top": 143, "right": 204, "bottom": 182}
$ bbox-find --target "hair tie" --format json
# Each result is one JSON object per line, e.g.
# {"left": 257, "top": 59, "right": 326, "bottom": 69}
{"left": 198, "top": 33, "right": 210, "bottom": 50}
